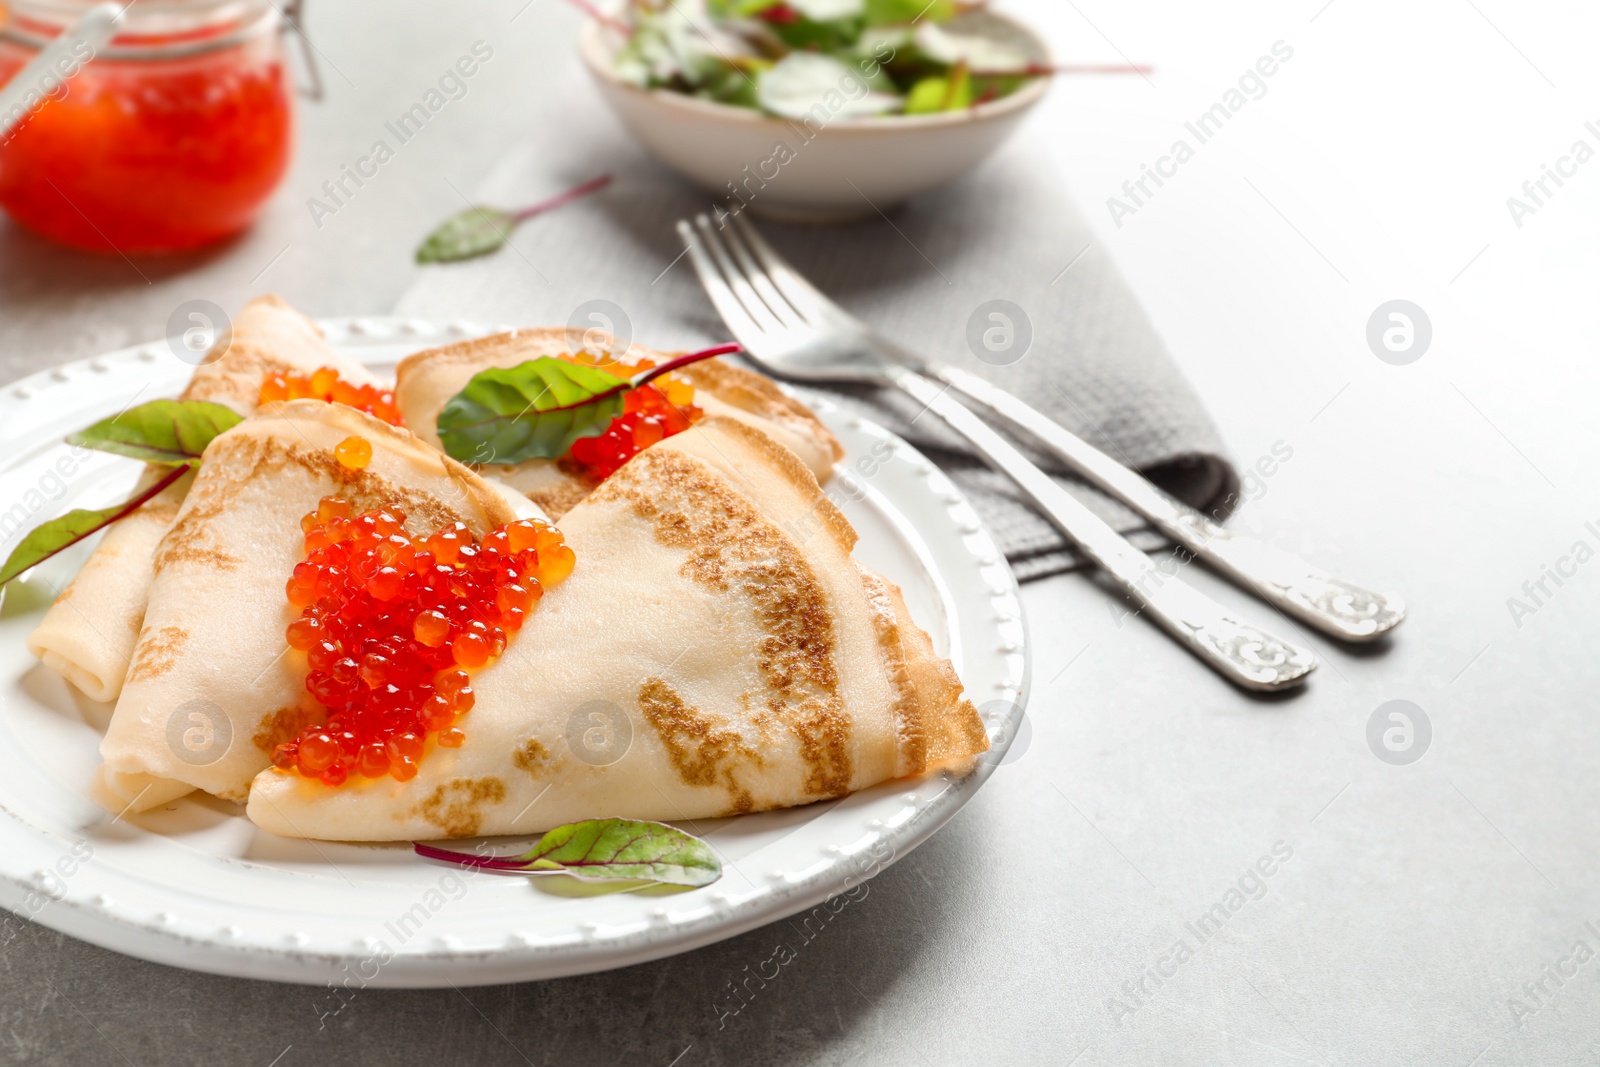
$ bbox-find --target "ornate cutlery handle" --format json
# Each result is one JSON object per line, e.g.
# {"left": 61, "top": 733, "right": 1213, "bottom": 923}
{"left": 886, "top": 366, "right": 1316, "bottom": 692}
{"left": 929, "top": 364, "right": 1405, "bottom": 643}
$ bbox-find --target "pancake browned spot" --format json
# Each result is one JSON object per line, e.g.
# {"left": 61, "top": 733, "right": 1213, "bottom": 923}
{"left": 511, "top": 737, "right": 555, "bottom": 777}
{"left": 593, "top": 449, "right": 852, "bottom": 799}
{"left": 416, "top": 777, "right": 506, "bottom": 837}
{"left": 858, "top": 569, "right": 926, "bottom": 775}
{"left": 154, "top": 431, "right": 496, "bottom": 579}
{"left": 126, "top": 624, "right": 189, "bottom": 684}
{"left": 252, "top": 705, "right": 322, "bottom": 756}
{"left": 637, "top": 677, "right": 757, "bottom": 815}
{"left": 213, "top": 433, "right": 475, "bottom": 533}
{"left": 522, "top": 461, "right": 598, "bottom": 521}
{"left": 152, "top": 493, "right": 241, "bottom": 575}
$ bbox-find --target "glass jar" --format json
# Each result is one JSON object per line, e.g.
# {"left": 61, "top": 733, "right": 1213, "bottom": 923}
{"left": 0, "top": 0, "right": 295, "bottom": 254}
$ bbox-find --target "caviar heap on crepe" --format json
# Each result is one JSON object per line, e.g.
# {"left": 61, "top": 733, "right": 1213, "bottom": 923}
{"left": 560, "top": 350, "right": 700, "bottom": 480}
{"left": 260, "top": 367, "right": 404, "bottom": 427}
{"left": 273, "top": 445, "right": 575, "bottom": 786}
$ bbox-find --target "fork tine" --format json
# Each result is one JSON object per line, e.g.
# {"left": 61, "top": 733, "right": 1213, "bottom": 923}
{"left": 692, "top": 215, "right": 786, "bottom": 336}
{"left": 675, "top": 219, "right": 767, "bottom": 351}
{"left": 730, "top": 212, "right": 848, "bottom": 325}
{"left": 718, "top": 218, "right": 806, "bottom": 330}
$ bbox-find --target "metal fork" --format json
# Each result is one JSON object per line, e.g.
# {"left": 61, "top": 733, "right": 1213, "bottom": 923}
{"left": 678, "top": 213, "right": 1330, "bottom": 693}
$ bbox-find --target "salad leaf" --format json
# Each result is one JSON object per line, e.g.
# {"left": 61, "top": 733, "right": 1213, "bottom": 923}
{"left": 436, "top": 357, "right": 630, "bottom": 466}
{"left": 912, "top": 19, "right": 1033, "bottom": 72}
{"left": 66, "top": 399, "right": 242, "bottom": 466}
{"left": 707, "top": 0, "right": 785, "bottom": 17}
{"left": 789, "top": 0, "right": 866, "bottom": 18}
{"left": 757, "top": 53, "right": 903, "bottom": 120}
{"left": 612, "top": 0, "right": 1050, "bottom": 118}
{"left": 696, "top": 63, "right": 766, "bottom": 108}
{"left": 414, "top": 818, "right": 723, "bottom": 887}
{"left": 522, "top": 819, "right": 723, "bottom": 885}
{"left": 904, "top": 76, "right": 947, "bottom": 113}
{"left": 904, "top": 61, "right": 971, "bottom": 113}
{"left": 0, "top": 464, "right": 190, "bottom": 587}
{"left": 760, "top": 7, "right": 867, "bottom": 53}
{"left": 865, "top": 0, "right": 953, "bottom": 24}
{"left": 616, "top": 14, "right": 752, "bottom": 89}
{"left": 416, "top": 176, "right": 613, "bottom": 264}
{"left": 435, "top": 343, "right": 742, "bottom": 466}
{"left": 416, "top": 206, "right": 520, "bottom": 264}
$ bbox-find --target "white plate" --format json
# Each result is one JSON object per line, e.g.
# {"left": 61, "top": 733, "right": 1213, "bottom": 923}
{"left": 0, "top": 318, "right": 1028, "bottom": 987}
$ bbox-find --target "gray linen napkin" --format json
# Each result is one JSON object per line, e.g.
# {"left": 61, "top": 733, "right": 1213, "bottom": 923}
{"left": 394, "top": 101, "right": 1237, "bottom": 582}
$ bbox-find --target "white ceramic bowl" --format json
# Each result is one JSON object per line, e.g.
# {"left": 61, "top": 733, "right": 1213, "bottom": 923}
{"left": 578, "top": 12, "right": 1051, "bottom": 223}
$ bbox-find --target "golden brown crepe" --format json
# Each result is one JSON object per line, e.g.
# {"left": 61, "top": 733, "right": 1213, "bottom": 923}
{"left": 93, "top": 400, "right": 521, "bottom": 814}
{"left": 27, "top": 296, "right": 381, "bottom": 704}
{"left": 392, "top": 328, "right": 844, "bottom": 519}
{"left": 247, "top": 416, "right": 986, "bottom": 841}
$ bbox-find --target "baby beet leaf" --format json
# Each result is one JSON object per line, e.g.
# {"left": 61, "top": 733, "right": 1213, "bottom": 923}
{"left": 414, "top": 818, "right": 723, "bottom": 887}
{"left": 435, "top": 344, "right": 741, "bottom": 466}
{"left": 415, "top": 175, "right": 613, "bottom": 264}
{"left": 414, "top": 206, "right": 520, "bottom": 264}
{"left": 523, "top": 818, "right": 723, "bottom": 886}
{"left": 66, "top": 399, "right": 242, "bottom": 466}
{"left": 0, "top": 464, "right": 190, "bottom": 586}
{"left": 436, "top": 357, "right": 632, "bottom": 466}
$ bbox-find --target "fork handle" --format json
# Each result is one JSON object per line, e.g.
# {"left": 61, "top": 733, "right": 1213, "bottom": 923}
{"left": 885, "top": 365, "right": 1316, "bottom": 692}
{"left": 928, "top": 364, "right": 1405, "bottom": 644}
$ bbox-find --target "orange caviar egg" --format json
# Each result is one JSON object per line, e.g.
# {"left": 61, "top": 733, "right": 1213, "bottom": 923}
{"left": 452, "top": 631, "right": 491, "bottom": 669}
{"left": 258, "top": 366, "right": 404, "bottom": 426}
{"left": 412, "top": 609, "right": 451, "bottom": 648}
{"left": 275, "top": 499, "right": 572, "bottom": 784}
{"left": 533, "top": 544, "right": 577, "bottom": 586}
{"left": 334, "top": 436, "right": 372, "bottom": 470}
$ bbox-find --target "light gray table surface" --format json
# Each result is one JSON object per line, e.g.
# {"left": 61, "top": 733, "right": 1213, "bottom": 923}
{"left": 5, "top": 1, "right": 1600, "bottom": 1064}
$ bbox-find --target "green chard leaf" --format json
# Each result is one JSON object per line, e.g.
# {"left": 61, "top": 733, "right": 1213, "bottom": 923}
{"left": 764, "top": 13, "right": 866, "bottom": 54}
{"left": 414, "top": 818, "right": 723, "bottom": 888}
{"left": 416, "top": 206, "right": 520, "bottom": 264}
{"left": 436, "top": 357, "right": 630, "bottom": 466}
{"left": 904, "top": 76, "right": 948, "bottom": 113}
{"left": 436, "top": 343, "right": 741, "bottom": 467}
{"left": 416, "top": 176, "right": 613, "bottom": 264}
{"left": 865, "top": 0, "right": 953, "bottom": 25}
{"left": 66, "top": 399, "right": 242, "bottom": 466}
{"left": 904, "top": 61, "right": 971, "bottom": 113}
{"left": 0, "top": 464, "right": 190, "bottom": 586}
{"left": 708, "top": 0, "right": 787, "bottom": 17}
{"left": 522, "top": 819, "right": 723, "bottom": 886}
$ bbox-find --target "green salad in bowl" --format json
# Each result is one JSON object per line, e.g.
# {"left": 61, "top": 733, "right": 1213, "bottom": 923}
{"left": 611, "top": 0, "right": 1044, "bottom": 121}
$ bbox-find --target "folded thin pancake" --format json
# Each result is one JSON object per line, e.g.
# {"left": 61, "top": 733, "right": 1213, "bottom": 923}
{"left": 247, "top": 416, "right": 987, "bottom": 841}
{"left": 392, "top": 328, "right": 844, "bottom": 518}
{"left": 94, "top": 400, "right": 520, "bottom": 813}
{"left": 28, "top": 296, "right": 380, "bottom": 704}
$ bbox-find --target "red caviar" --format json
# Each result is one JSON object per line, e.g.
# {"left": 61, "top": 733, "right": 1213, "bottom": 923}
{"left": 559, "top": 351, "right": 701, "bottom": 480}
{"left": 259, "top": 367, "right": 404, "bottom": 426}
{"left": 273, "top": 496, "right": 573, "bottom": 784}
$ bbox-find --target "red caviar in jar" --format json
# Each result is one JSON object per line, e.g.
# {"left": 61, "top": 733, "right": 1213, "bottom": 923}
{"left": 559, "top": 351, "right": 702, "bottom": 480}
{"left": 259, "top": 367, "right": 404, "bottom": 426}
{"left": 0, "top": 1, "right": 294, "bottom": 254}
{"left": 273, "top": 498, "right": 573, "bottom": 784}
